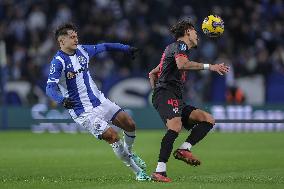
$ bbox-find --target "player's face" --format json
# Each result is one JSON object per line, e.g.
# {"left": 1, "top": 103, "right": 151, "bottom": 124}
{"left": 188, "top": 28, "right": 198, "bottom": 48}
{"left": 61, "top": 30, "right": 78, "bottom": 51}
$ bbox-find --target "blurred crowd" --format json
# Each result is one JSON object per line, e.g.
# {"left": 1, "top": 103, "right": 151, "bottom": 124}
{"left": 0, "top": 0, "right": 283, "bottom": 105}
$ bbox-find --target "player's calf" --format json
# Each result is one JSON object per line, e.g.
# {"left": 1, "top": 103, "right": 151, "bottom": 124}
{"left": 186, "top": 121, "right": 213, "bottom": 146}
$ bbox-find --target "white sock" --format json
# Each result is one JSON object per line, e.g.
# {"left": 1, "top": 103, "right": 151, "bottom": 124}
{"left": 179, "top": 142, "right": 192, "bottom": 151}
{"left": 123, "top": 131, "right": 136, "bottom": 154}
{"left": 155, "top": 162, "right": 166, "bottom": 172}
{"left": 111, "top": 140, "right": 141, "bottom": 174}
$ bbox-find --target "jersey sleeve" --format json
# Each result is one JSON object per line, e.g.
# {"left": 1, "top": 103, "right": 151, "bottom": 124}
{"left": 46, "top": 58, "right": 64, "bottom": 104}
{"left": 174, "top": 42, "right": 189, "bottom": 60}
{"left": 47, "top": 58, "right": 63, "bottom": 84}
{"left": 82, "top": 43, "right": 130, "bottom": 59}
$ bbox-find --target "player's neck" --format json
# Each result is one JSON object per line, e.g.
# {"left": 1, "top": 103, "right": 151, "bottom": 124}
{"left": 177, "top": 37, "right": 193, "bottom": 49}
{"left": 60, "top": 47, "right": 76, "bottom": 55}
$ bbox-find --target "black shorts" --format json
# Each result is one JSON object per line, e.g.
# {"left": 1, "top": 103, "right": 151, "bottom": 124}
{"left": 152, "top": 88, "right": 197, "bottom": 130}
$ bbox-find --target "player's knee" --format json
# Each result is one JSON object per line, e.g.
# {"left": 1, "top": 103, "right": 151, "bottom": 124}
{"left": 204, "top": 114, "right": 215, "bottom": 126}
{"left": 167, "top": 118, "right": 182, "bottom": 133}
{"left": 198, "top": 113, "right": 215, "bottom": 126}
{"left": 208, "top": 116, "right": 215, "bottom": 126}
{"left": 107, "top": 133, "right": 119, "bottom": 144}
{"left": 173, "top": 126, "right": 182, "bottom": 133}
{"left": 102, "top": 129, "right": 119, "bottom": 144}
{"left": 111, "top": 133, "right": 119, "bottom": 143}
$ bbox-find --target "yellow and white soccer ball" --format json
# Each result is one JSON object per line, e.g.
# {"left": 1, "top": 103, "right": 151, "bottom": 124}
{"left": 202, "top": 15, "right": 224, "bottom": 37}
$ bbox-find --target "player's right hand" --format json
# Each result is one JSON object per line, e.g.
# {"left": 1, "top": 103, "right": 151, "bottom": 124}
{"left": 129, "top": 47, "right": 140, "bottom": 59}
{"left": 62, "top": 98, "right": 75, "bottom": 109}
{"left": 209, "top": 63, "right": 230, "bottom": 75}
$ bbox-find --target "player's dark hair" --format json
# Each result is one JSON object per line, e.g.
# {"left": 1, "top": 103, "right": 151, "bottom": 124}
{"left": 170, "top": 19, "right": 194, "bottom": 39}
{"left": 54, "top": 23, "right": 77, "bottom": 41}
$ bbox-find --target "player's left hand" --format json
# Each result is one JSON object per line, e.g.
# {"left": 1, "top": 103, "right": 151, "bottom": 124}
{"left": 149, "top": 72, "right": 158, "bottom": 89}
{"left": 209, "top": 63, "right": 230, "bottom": 75}
{"left": 129, "top": 47, "right": 139, "bottom": 59}
{"left": 62, "top": 98, "right": 75, "bottom": 109}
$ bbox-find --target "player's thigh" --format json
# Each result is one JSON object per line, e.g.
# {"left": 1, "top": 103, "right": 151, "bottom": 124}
{"left": 99, "top": 98, "right": 122, "bottom": 123}
{"left": 112, "top": 111, "right": 136, "bottom": 132}
{"left": 189, "top": 109, "right": 215, "bottom": 125}
{"left": 153, "top": 88, "right": 183, "bottom": 131}
{"left": 75, "top": 114, "right": 115, "bottom": 141}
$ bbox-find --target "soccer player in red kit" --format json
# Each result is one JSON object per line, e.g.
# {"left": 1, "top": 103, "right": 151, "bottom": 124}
{"left": 149, "top": 19, "right": 230, "bottom": 182}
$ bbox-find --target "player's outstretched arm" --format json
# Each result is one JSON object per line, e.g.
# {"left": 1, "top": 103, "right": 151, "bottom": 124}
{"left": 100, "top": 43, "right": 139, "bottom": 59}
{"left": 96, "top": 43, "right": 130, "bottom": 53}
{"left": 82, "top": 43, "right": 139, "bottom": 59}
{"left": 148, "top": 65, "right": 159, "bottom": 89}
{"left": 176, "top": 56, "right": 229, "bottom": 75}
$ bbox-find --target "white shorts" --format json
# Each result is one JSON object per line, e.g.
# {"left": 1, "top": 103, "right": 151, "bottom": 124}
{"left": 74, "top": 98, "right": 122, "bottom": 139}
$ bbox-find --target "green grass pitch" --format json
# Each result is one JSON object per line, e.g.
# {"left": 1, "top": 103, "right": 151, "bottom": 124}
{"left": 0, "top": 131, "right": 284, "bottom": 189}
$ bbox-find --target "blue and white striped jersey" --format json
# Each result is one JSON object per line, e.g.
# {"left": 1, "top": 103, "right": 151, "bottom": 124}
{"left": 46, "top": 43, "right": 130, "bottom": 118}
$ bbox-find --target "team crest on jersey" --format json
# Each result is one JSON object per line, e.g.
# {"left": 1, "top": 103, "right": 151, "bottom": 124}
{"left": 77, "top": 56, "right": 87, "bottom": 65}
{"left": 180, "top": 44, "right": 187, "bottom": 51}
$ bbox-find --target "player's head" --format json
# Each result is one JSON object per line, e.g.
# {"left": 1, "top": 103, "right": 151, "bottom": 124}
{"left": 55, "top": 23, "right": 78, "bottom": 51}
{"left": 170, "top": 19, "right": 198, "bottom": 48}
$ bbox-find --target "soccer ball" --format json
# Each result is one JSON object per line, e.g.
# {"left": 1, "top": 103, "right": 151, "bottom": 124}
{"left": 202, "top": 15, "right": 224, "bottom": 37}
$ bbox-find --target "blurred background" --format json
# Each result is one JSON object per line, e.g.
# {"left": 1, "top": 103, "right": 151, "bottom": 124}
{"left": 0, "top": 0, "right": 284, "bottom": 131}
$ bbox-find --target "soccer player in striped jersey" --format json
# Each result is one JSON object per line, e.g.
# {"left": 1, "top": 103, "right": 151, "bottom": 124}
{"left": 46, "top": 23, "right": 150, "bottom": 181}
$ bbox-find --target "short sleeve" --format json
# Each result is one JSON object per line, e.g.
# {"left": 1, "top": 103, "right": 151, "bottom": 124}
{"left": 47, "top": 58, "right": 63, "bottom": 84}
{"left": 174, "top": 42, "right": 189, "bottom": 60}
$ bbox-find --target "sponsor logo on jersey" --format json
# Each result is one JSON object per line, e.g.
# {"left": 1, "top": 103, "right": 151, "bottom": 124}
{"left": 66, "top": 67, "right": 88, "bottom": 79}
{"left": 67, "top": 72, "right": 76, "bottom": 79}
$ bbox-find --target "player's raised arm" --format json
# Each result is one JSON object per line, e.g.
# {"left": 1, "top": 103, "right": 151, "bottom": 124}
{"left": 175, "top": 55, "right": 230, "bottom": 75}
{"left": 82, "top": 43, "right": 139, "bottom": 59}
{"left": 148, "top": 65, "right": 160, "bottom": 89}
{"left": 45, "top": 58, "right": 74, "bottom": 109}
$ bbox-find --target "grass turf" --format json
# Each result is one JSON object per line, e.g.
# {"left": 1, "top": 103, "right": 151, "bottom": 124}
{"left": 0, "top": 131, "right": 283, "bottom": 189}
